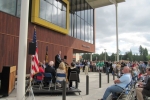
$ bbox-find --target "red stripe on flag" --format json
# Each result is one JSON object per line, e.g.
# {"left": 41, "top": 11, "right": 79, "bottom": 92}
{"left": 31, "top": 48, "right": 39, "bottom": 77}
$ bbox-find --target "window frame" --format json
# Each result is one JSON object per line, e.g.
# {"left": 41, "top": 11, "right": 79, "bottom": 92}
{"left": 31, "top": 0, "right": 69, "bottom": 35}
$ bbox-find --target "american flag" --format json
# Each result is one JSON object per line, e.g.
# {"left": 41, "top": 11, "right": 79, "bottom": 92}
{"left": 31, "top": 29, "right": 39, "bottom": 77}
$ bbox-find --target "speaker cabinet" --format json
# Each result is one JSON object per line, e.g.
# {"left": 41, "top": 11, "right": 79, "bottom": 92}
{"left": 64, "top": 56, "right": 67, "bottom": 59}
{"left": 28, "top": 42, "right": 36, "bottom": 55}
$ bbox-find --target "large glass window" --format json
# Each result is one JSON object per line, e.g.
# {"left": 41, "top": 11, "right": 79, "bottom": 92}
{"left": 77, "top": 16, "right": 80, "bottom": 39}
{"left": 40, "top": 0, "right": 46, "bottom": 20}
{"left": 91, "top": 26, "right": 93, "bottom": 44}
{"left": 81, "top": 19, "right": 84, "bottom": 41}
{"left": 39, "top": 0, "right": 67, "bottom": 29}
{"left": 62, "top": 4, "right": 66, "bottom": 28}
{"left": 91, "top": 8, "right": 93, "bottom": 26}
{"left": 16, "top": 0, "right": 21, "bottom": 17}
{"left": 0, "top": 0, "right": 21, "bottom": 17}
{"left": 69, "top": 0, "right": 94, "bottom": 44}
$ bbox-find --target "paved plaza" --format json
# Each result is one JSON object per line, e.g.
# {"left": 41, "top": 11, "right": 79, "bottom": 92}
{"left": 1, "top": 72, "right": 115, "bottom": 100}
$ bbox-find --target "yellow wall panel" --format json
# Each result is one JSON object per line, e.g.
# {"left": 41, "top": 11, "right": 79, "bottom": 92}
{"left": 31, "top": 0, "right": 69, "bottom": 35}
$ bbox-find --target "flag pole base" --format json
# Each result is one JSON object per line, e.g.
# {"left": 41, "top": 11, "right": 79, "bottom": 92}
{"left": 25, "top": 83, "right": 35, "bottom": 100}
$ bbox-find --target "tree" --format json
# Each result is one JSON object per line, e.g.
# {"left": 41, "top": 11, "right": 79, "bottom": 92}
{"left": 139, "top": 45, "right": 143, "bottom": 55}
{"left": 110, "top": 53, "right": 115, "bottom": 61}
{"left": 91, "top": 53, "right": 99, "bottom": 61}
{"left": 85, "top": 45, "right": 148, "bottom": 61}
{"left": 147, "top": 55, "right": 150, "bottom": 60}
{"left": 143, "top": 48, "right": 148, "bottom": 61}
{"left": 82, "top": 53, "right": 90, "bottom": 60}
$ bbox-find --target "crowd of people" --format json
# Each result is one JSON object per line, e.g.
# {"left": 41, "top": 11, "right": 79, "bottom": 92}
{"left": 75, "top": 60, "right": 149, "bottom": 77}
{"left": 34, "top": 51, "right": 150, "bottom": 99}
{"left": 74, "top": 60, "right": 150, "bottom": 100}
{"left": 34, "top": 51, "right": 80, "bottom": 89}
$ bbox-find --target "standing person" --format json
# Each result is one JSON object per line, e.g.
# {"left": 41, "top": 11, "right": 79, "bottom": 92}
{"left": 61, "top": 58, "right": 70, "bottom": 83}
{"left": 84, "top": 62, "right": 89, "bottom": 75}
{"left": 96, "top": 61, "right": 100, "bottom": 72}
{"left": 82, "top": 60, "right": 86, "bottom": 72}
{"left": 116, "top": 62, "right": 121, "bottom": 78}
{"left": 112, "top": 62, "right": 116, "bottom": 75}
{"left": 87, "top": 60, "right": 90, "bottom": 72}
{"left": 99, "top": 61, "right": 104, "bottom": 72}
{"left": 55, "top": 51, "right": 62, "bottom": 70}
{"left": 90, "top": 61, "right": 93, "bottom": 72}
{"left": 105, "top": 61, "right": 109, "bottom": 75}
{"left": 109, "top": 61, "right": 113, "bottom": 73}
{"left": 42, "top": 60, "right": 47, "bottom": 69}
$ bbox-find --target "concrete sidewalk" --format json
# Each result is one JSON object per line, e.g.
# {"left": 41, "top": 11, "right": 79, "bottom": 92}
{"left": 1, "top": 72, "right": 115, "bottom": 100}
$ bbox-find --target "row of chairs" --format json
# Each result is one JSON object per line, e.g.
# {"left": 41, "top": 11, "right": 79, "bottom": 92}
{"left": 117, "top": 80, "right": 134, "bottom": 100}
{"left": 32, "top": 73, "right": 52, "bottom": 90}
{"left": 32, "top": 71, "right": 79, "bottom": 91}
{"left": 116, "top": 75, "right": 149, "bottom": 100}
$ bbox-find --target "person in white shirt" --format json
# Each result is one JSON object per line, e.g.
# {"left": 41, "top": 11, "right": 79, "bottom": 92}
{"left": 112, "top": 62, "right": 116, "bottom": 75}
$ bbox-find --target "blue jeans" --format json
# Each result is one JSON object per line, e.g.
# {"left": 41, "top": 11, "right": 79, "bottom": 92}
{"left": 102, "top": 85, "right": 124, "bottom": 100}
{"left": 106, "top": 67, "right": 109, "bottom": 74}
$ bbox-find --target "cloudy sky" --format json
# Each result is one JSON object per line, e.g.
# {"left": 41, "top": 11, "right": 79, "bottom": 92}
{"left": 95, "top": 0, "right": 150, "bottom": 55}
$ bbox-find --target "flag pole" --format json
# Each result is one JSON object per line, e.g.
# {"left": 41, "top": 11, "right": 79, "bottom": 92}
{"left": 29, "top": 25, "right": 36, "bottom": 82}
{"left": 25, "top": 27, "right": 36, "bottom": 100}
{"left": 17, "top": 0, "right": 29, "bottom": 100}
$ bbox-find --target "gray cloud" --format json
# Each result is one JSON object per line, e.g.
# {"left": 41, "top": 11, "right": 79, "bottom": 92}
{"left": 95, "top": 0, "right": 150, "bottom": 54}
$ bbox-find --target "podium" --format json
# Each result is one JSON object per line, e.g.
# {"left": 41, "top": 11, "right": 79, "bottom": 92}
{"left": 1, "top": 66, "right": 16, "bottom": 96}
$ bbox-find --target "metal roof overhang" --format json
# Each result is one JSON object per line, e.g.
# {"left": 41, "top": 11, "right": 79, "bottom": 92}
{"left": 70, "top": 0, "right": 125, "bottom": 12}
{"left": 86, "top": 0, "right": 125, "bottom": 8}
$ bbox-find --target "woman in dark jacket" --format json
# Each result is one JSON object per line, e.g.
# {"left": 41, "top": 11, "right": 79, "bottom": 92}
{"left": 136, "top": 68, "right": 150, "bottom": 100}
{"left": 68, "top": 62, "right": 80, "bottom": 88}
{"left": 142, "top": 77, "right": 150, "bottom": 97}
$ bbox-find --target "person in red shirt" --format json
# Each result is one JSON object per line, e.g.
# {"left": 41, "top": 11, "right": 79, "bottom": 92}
{"left": 37, "top": 62, "right": 45, "bottom": 80}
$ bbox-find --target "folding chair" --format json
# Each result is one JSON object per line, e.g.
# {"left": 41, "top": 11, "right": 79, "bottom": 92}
{"left": 117, "top": 81, "right": 134, "bottom": 100}
{"left": 69, "top": 71, "right": 79, "bottom": 89}
{"left": 33, "top": 73, "right": 44, "bottom": 90}
{"left": 55, "top": 73, "right": 66, "bottom": 90}
{"left": 44, "top": 73, "right": 52, "bottom": 91}
{"left": 144, "top": 96, "right": 150, "bottom": 100}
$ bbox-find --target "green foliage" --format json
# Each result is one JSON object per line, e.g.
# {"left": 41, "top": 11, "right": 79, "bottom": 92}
{"left": 82, "top": 45, "right": 149, "bottom": 61}
{"left": 147, "top": 55, "right": 150, "bottom": 60}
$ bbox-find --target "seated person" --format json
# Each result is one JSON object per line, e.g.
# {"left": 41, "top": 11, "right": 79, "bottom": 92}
{"left": 61, "top": 59, "right": 70, "bottom": 84}
{"left": 99, "top": 66, "right": 131, "bottom": 100}
{"left": 36, "top": 62, "right": 45, "bottom": 80}
{"left": 135, "top": 67, "right": 150, "bottom": 100}
{"left": 45, "top": 61, "right": 56, "bottom": 84}
{"left": 132, "top": 67, "right": 138, "bottom": 82}
{"left": 56, "top": 62, "right": 67, "bottom": 86}
{"left": 68, "top": 62, "right": 80, "bottom": 88}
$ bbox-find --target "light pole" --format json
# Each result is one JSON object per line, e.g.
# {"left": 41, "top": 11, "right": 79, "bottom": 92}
{"left": 109, "top": 0, "right": 119, "bottom": 62}
{"left": 104, "top": 49, "right": 106, "bottom": 61}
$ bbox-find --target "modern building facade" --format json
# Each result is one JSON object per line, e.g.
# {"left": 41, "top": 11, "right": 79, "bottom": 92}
{"left": 0, "top": 0, "right": 124, "bottom": 73}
